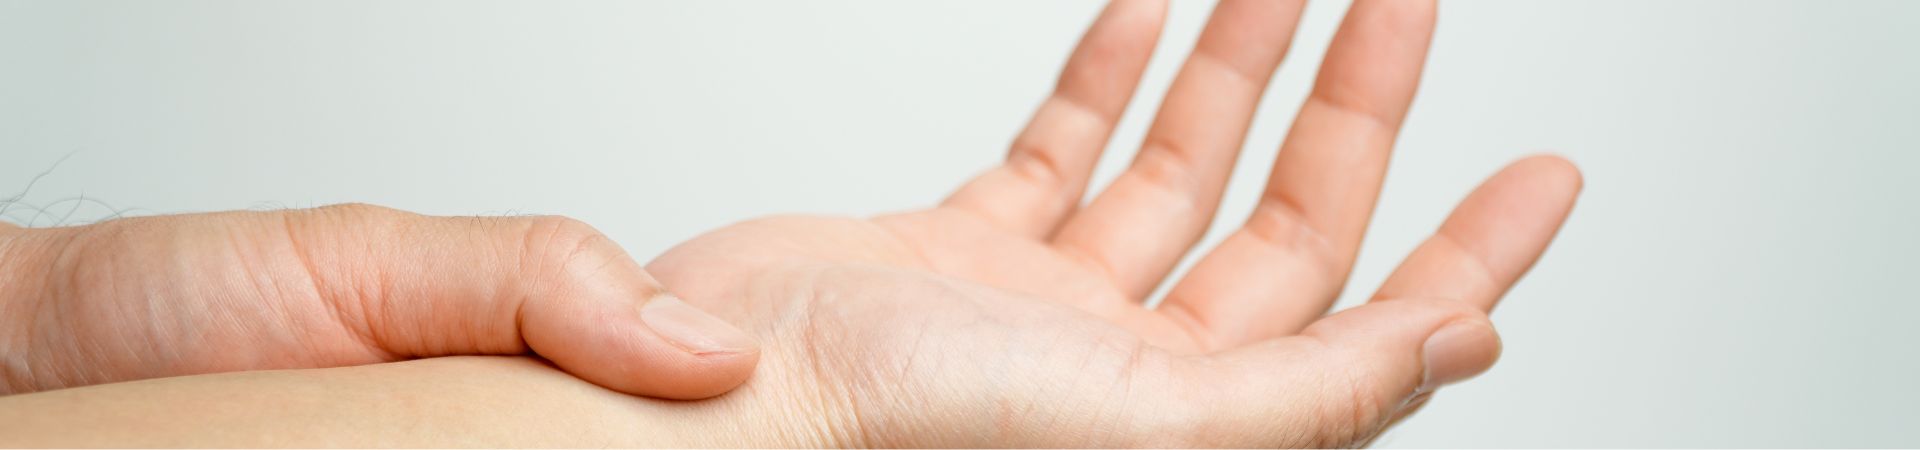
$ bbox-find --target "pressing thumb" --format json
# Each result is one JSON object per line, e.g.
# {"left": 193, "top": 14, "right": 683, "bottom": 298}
{"left": 284, "top": 204, "right": 760, "bottom": 400}
{"left": 1176, "top": 298, "right": 1499, "bottom": 447}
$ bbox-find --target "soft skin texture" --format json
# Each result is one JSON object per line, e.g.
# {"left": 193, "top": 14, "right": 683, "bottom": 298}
{"left": 0, "top": 205, "right": 761, "bottom": 399}
{"left": 0, "top": 0, "right": 1582, "bottom": 447}
{"left": 0, "top": 157, "right": 1579, "bottom": 447}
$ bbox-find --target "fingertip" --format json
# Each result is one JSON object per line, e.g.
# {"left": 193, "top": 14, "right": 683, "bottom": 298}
{"left": 1317, "top": 301, "right": 1500, "bottom": 400}
{"left": 564, "top": 352, "right": 759, "bottom": 401}
{"left": 1062, "top": 0, "right": 1168, "bottom": 113}
{"left": 1117, "top": 0, "right": 1170, "bottom": 45}
{"left": 1510, "top": 153, "right": 1585, "bottom": 197}
{"left": 637, "top": 293, "right": 759, "bottom": 356}
{"left": 1419, "top": 317, "right": 1500, "bottom": 392}
{"left": 616, "top": 347, "right": 761, "bottom": 401}
{"left": 1089, "top": 0, "right": 1166, "bottom": 48}
{"left": 1352, "top": 0, "right": 1437, "bottom": 36}
{"left": 529, "top": 302, "right": 760, "bottom": 400}
{"left": 1485, "top": 154, "right": 1585, "bottom": 253}
{"left": 626, "top": 293, "right": 762, "bottom": 399}
{"left": 1448, "top": 155, "right": 1585, "bottom": 259}
{"left": 1187, "top": 299, "right": 1494, "bottom": 446}
{"left": 520, "top": 271, "right": 761, "bottom": 399}
{"left": 1110, "top": 0, "right": 1170, "bottom": 21}
{"left": 1386, "top": 0, "right": 1439, "bottom": 20}
{"left": 1305, "top": 297, "right": 1488, "bottom": 348}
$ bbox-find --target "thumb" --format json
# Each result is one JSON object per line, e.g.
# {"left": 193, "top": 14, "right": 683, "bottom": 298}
{"left": 282, "top": 204, "right": 759, "bottom": 399}
{"left": 1172, "top": 298, "right": 1498, "bottom": 447}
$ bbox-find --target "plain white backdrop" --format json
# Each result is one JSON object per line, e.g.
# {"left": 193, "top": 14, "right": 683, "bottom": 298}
{"left": 2, "top": 1, "right": 1916, "bottom": 446}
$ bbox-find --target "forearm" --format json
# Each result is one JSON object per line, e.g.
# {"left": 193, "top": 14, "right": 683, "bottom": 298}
{"left": 0, "top": 356, "right": 732, "bottom": 447}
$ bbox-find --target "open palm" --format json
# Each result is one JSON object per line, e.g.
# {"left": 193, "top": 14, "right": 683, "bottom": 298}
{"left": 645, "top": 0, "right": 1580, "bottom": 446}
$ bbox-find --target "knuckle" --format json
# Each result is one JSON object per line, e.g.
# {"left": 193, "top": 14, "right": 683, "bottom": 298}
{"left": 280, "top": 203, "right": 414, "bottom": 281}
{"left": 1006, "top": 145, "right": 1067, "bottom": 191}
{"left": 1129, "top": 144, "right": 1201, "bottom": 203}
{"left": 1427, "top": 300, "right": 1493, "bottom": 326}
{"left": 281, "top": 203, "right": 420, "bottom": 253}
{"left": 276, "top": 205, "right": 427, "bottom": 329}
{"left": 519, "top": 215, "right": 633, "bottom": 293}
{"left": 525, "top": 216, "right": 612, "bottom": 261}
{"left": 308, "top": 202, "right": 412, "bottom": 226}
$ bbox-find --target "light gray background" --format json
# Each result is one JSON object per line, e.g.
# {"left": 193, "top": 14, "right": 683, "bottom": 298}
{"left": 2, "top": 1, "right": 1915, "bottom": 447}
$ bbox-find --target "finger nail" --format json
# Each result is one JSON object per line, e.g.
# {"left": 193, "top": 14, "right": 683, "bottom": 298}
{"left": 639, "top": 293, "right": 757, "bottom": 355}
{"left": 1420, "top": 320, "right": 1501, "bottom": 392}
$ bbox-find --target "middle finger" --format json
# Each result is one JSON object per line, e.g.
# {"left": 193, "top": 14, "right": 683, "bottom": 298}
{"left": 1051, "top": 0, "right": 1309, "bottom": 300}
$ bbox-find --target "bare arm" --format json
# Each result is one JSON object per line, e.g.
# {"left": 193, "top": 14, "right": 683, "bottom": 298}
{"left": 0, "top": 356, "right": 768, "bottom": 447}
{"left": 0, "top": 0, "right": 1586, "bottom": 447}
{"left": 0, "top": 206, "right": 756, "bottom": 399}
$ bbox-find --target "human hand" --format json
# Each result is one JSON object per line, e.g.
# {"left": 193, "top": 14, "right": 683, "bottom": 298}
{"left": 0, "top": 1, "right": 1579, "bottom": 446}
{"left": 643, "top": 0, "right": 1582, "bottom": 446}
{"left": 0, "top": 204, "right": 757, "bottom": 399}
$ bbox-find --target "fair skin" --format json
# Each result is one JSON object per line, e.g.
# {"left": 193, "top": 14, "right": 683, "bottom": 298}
{"left": 0, "top": 0, "right": 1582, "bottom": 446}
{"left": 0, "top": 205, "right": 760, "bottom": 399}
